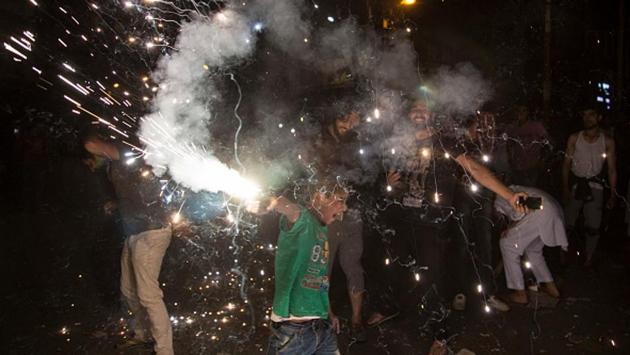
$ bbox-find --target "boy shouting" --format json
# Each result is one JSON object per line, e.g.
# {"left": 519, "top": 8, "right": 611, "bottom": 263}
{"left": 249, "top": 181, "right": 348, "bottom": 355}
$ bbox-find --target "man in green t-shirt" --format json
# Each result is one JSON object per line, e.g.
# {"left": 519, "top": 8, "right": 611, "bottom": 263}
{"left": 248, "top": 182, "right": 348, "bottom": 355}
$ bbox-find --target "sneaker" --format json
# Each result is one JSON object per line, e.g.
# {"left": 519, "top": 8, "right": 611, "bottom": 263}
{"left": 452, "top": 293, "right": 466, "bottom": 311}
{"left": 350, "top": 323, "right": 367, "bottom": 343}
{"left": 487, "top": 295, "right": 510, "bottom": 312}
{"left": 540, "top": 282, "right": 560, "bottom": 298}
{"left": 507, "top": 290, "right": 528, "bottom": 304}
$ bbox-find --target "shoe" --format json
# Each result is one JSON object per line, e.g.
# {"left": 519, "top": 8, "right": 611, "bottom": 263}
{"left": 452, "top": 293, "right": 466, "bottom": 311}
{"left": 487, "top": 295, "right": 510, "bottom": 312}
{"left": 367, "top": 311, "right": 400, "bottom": 327}
{"left": 507, "top": 291, "right": 528, "bottom": 305}
{"left": 350, "top": 323, "right": 367, "bottom": 343}
{"left": 540, "top": 282, "right": 560, "bottom": 298}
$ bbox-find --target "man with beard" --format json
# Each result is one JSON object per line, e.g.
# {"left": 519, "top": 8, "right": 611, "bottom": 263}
{"left": 562, "top": 105, "right": 617, "bottom": 267}
{"left": 369, "top": 97, "right": 526, "bottom": 328}
{"left": 310, "top": 96, "right": 369, "bottom": 342}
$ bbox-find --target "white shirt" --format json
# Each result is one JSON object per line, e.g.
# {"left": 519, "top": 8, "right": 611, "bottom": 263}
{"left": 571, "top": 131, "right": 606, "bottom": 189}
{"left": 494, "top": 185, "right": 568, "bottom": 250}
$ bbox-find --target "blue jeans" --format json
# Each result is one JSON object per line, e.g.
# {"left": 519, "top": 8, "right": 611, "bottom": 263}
{"left": 267, "top": 319, "right": 339, "bottom": 355}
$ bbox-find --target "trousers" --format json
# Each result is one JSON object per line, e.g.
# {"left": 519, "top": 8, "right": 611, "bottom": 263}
{"left": 120, "top": 226, "right": 173, "bottom": 355}
{"left": 500, "top": 233, "right": 553, "bottom": 290}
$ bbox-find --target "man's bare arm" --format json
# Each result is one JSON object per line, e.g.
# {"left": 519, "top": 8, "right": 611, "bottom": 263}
{"left": 454, "top": 154, "right": 527, "bottom": 213}
{"left": 247, "top": 196, "right": 301, "bottom": 224}
{"left": 84, "top": 137, "right": 120, "bottom": 160}
{"left": 269, "top": 196, "right": 302, "bottom": 224}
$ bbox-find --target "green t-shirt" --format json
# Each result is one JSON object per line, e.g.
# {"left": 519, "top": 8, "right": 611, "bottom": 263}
{"left": 272, "top": 206, "right": 330, "bottom": 319}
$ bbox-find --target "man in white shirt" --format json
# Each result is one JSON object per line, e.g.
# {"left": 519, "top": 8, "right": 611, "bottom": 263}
{"left": 495, "top": 186, "right": 568, "bottom": 304}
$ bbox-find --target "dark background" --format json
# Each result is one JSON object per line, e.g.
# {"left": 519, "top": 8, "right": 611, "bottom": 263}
{"left": 0, "top": 1, "right": 629, "bottom": 354}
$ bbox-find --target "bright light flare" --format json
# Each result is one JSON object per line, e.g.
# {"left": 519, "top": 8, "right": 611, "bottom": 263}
{"left": 401, "top": 0, "right": 416, "bottom": 5}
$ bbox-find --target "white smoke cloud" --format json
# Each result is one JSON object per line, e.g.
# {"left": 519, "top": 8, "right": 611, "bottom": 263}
{"left": 139, "top": 8, "right": 260, "bottom": 199}
{"left": 427, "top": 62, "right": 493, "bottom": 116}
{"left": 136, "top": 0, "right": 447, "bottom": 197}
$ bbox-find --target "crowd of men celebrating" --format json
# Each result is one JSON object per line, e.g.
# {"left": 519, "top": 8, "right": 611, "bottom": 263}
{"left": 82, "top": 88, "right": 619, "bottom": 355}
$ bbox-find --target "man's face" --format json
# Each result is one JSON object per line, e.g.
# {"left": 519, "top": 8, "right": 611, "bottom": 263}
{"left": 316, "top": 191, "right": 348, "bottom": 225}
{"left": 335, "top": 111, "right": 360, "bottom": 136}
{"left": 408, "top": 100, "right": 431, "bottom": 125}
{"left": 582, "top": 109, "right": 601, "bottom": 129}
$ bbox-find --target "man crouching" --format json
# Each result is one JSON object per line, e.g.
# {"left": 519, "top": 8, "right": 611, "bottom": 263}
{"left": 494, "top": 186, "right": 568, "bottom": 304}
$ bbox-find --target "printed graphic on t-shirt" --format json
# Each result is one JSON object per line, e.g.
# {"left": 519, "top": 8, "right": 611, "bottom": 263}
{"left": 300, "top": 236, "right": 329, "bottom": 290}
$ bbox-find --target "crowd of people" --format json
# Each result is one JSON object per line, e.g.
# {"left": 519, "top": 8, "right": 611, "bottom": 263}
{"left": 80, "top": 89, "right": 622, "bottom": 355}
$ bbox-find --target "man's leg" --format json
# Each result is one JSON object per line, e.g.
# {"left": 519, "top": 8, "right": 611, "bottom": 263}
{"left": 133, "top": 227, "right": 173, "bottom": 355}
{"left": 267, "top": 322, "right": 317, "bottom": 355}
{"left": 524, "top": 238, "right": 553, "bottom": 284}
{"left": 315, "top": 320, "right": 340, "bottom": 355}
{"left": 500, "top": 235, "right": 526, "bottom": 299}
{"left": 564, "top": 189, "right": 584, "bottom": 253}
{"left": 120, "top": 235, "right": 151, "bottom": 341}
{"left": 471, "top": 192, "right": 496, "bottom": 296}
{"left": 326, "top": 219, "right": 343, "bottom": 279}
{"left": 583, "top": 188, "right": 603, "bottom": 265}
{"left": 337, "top": 210, "right": 365, "bottom": 326}
{"left": 524, "top": 237, "right": 559, "bottom": 297}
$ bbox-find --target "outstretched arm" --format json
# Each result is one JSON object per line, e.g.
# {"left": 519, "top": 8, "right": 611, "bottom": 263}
{"left": 455, "top": 153, "right": 527, "bottom": 214}
{"left": 247, "top": 196, "right": 301, "bottom": 224}
{"left": 84, "top": 136, "right": 120, "bottom": 161}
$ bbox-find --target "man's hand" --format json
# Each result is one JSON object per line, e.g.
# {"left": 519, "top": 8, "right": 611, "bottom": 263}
{"left": 246, "top": 197, "right": 277, "bottom": 215}
{"left": 329, "top": 312, "right": 340, "bottom": 334}
{"left": 386, "top": 170, "right": 402, "bottom": 189}
{"left": 509, "top": 192, "right": 529, "bottom": 215}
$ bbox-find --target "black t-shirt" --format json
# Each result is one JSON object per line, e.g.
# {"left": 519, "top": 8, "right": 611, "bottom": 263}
{"left": 384, "top": 132, "right": 473, "bottom": 210}
{"left": 109, "top": 146, "right": 167, "bottom": 235}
